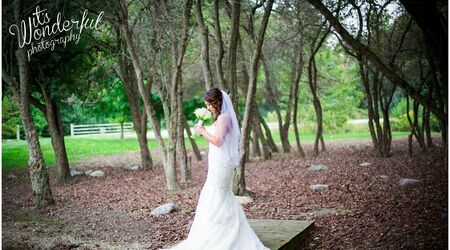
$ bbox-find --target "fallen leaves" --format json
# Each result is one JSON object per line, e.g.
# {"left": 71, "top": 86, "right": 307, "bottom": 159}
{"left": 2, "top": 137, "right": 447, "bottom": 249}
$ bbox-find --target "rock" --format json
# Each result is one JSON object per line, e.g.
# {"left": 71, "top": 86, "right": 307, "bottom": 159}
{"left": 310, "top": 184, "right": 329, "bottom": 190}
{"left": 70, "top": 171, "right": 84, "bottom": 177}
{"left": 359, "top": 162, "right": 372, "bottom": 167}
{"left": 235, "top": 196, "right": 254, "bottom": 204}
{"left": 124, "top": 163, "right": 140, "bottom": 170}
{"left": 308, "top": 164, "right": 329, "bottom": 172}
{"left": 151, "top": 203, "right": 180, "bottom": 216}
{"left": 7, "top": 174, "right": 17, "bottom": 179}
{"left": 200, "top": 151, "right": 207, "bottom": 156}
{"left": 84, "top": 170, "right": 94, "bottom": 175}
{"left": 88, "top": 170, "right": 105, "bottom": 177}
{"left": 375, "top": 175, "right": 389, "bottom": 181}
{"left": 399, "top": 178, "right": 422, "bottom": 186}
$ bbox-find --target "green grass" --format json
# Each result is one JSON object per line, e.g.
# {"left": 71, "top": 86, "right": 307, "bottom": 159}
{"left": 2, "top": 131, "right": 412, "bottom": 172}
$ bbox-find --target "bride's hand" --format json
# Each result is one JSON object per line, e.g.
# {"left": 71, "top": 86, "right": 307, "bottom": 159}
{"left": 194, "top": 124, "right": 205, "bottom": 135}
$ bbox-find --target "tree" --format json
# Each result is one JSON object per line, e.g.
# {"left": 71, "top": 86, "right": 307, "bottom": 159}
{"left": 306, "top": 0, "right": 446, "bottom": 124}
{"left": 195, "top": 0, "right": 214, "bottom": 89}
{"left": 117, "top": 0, "right": 193, "bottom": 190}
{"left": 308, "top": 0, "right": 447, "bottom": 157}
{"left": 2, "top": 0, "right": 54, "bottom": 208}
{"left": 233, "top": 0, "right": 274, "bottom": 196}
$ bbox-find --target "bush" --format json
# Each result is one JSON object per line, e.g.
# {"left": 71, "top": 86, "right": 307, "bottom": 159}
{"left": 2, "top": 96, "right": 21, "bottom": 139}
{"left": 390, "top": 98, "right": 441, "bottom": 132}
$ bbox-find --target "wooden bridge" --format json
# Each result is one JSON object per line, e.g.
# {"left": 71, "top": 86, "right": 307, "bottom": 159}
{"left": 249, "top": 219, "right": 315, "bottom": 250}
{"left": 164, "top": 219, "right": 314, "bottom": 249}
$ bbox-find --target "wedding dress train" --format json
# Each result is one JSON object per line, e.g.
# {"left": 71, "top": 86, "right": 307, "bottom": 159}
{"left": 161, "top": 124, "right": 270, "bottom": 250}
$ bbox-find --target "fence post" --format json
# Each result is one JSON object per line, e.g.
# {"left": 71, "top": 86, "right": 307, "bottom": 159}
{"left": 120, "top": 122, "right": 124, "bottom": 139}
{"left": 70, "top": 123, "right": 74, "bottom": 137}
{"left": 16, "top": 125, "right": 20, "bottom": 141}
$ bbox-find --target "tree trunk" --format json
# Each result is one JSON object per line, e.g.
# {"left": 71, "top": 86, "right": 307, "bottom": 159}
{"left": 233, "top": 0, "right": 274, "bottom": 196}
{"left": 118, "top": 53, "right": 153, "bottom": 170}
{"left": 250, "top": 104, "right": 262, "bottom": 158}
{"left": 254, "top": 113, "right": 271, "bottom": 160}
{"left": 292, "top": 46, "right": 306, "bottom": 157}
{"left": 212, "top": 0, "right": 226, "bottom": 89}
{"left": 251, "top": 129, "right": 261, "bottom": 158}
{"left": 7, "top": 0, "right": 54, "bottom": 208}
{"left": 54, "top": 102, "right": 72, "bottom": 177}
{"left": 137, "top": 111, "right": 153, "bottom": 170}
{"left": 30, "top": 91, "right": 71, "bottom": 183}
{"left": 228, "top": 0, "right": 241, "bottom": 108}
{"left": 118, "top": 0, "right": 174, "bottom": 187}
{"left": 183, "top": 114, "right": 202, "bottom": 161}
{"left": 309, "top": 54, "right": 325, "bottom": 156}
{"left": 406, "top": 96, "right": 425, "bottom": 150}
{"left": 413, "top": 101, "right": 425, "bottom": 148}
{"left": 259, "top": 113, "right": 278, "bottom": 153}
{"left": 195, "top": 0, "right": 214, "bottom": 89}
{"left": 42, "top": 90, "right": 71, "bottom": 182}
{"left": 159, "top": 0, "right": 193, "bottom": 190}
{"left": 359, "top": 59, "right": 381, "bottom": 155}
{"left": 177, "top": 74, "right": 190, "bottom": 182}
{"left": 424, "top": 106, "right": 433, "bottom": 147}
{"left": 261, "top": 55, "right": 284, "bottom": 152}
{"left": 425, "top": 48, "right": 447, "bottom": 147}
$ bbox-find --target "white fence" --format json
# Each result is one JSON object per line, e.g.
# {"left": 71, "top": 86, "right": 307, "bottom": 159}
{"left": 70, "top": 122, "right": 134, "bottom": 137}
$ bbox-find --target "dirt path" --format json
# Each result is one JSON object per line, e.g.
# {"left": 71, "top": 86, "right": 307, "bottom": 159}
{"left": 2, "top": 137, "right": 447, "bottom": 249}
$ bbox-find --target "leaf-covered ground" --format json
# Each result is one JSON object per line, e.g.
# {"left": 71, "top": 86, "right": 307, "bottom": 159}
{"left": 2, "top": 137, "right": 447, "bottom": 249}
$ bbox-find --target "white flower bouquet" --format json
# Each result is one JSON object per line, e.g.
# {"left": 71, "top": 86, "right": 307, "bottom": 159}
{"left": 191, "top": 107, "right": 212, "bottom": 137}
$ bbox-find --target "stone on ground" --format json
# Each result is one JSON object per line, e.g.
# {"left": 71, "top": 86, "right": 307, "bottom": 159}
{"left": 359, "top": 162, "right": 372, "bottom": 167}
{"left": 375, "top": 175, "right": 389, "bottom": 181}
{"left": 308, "top": 164, "right": 329, "bottom": 172}
{"left": 124, "top": 163, "right": 140, "bottom": 170}
{"left": 88, "top": 170, "right": 105, "bottom": 177}
{"left": 310, "top": 184, "right": 329, "bottom": 190}
{"left": 7, "top": 174, "right": 17, "bottom": 179}
{"left": 84, "top": 169, "right": 94, "bottom": 175}
{"left": 235, "top": 196, "right": 254, "bottom": 204}
{"left": 151, "top": 203, "right": 180, "bottom": 216}
{"left": 399, "top": 178, "right": 422, "bottom": 186}
{"left": 70, "top": 170, "right": 83, "bottom": 177}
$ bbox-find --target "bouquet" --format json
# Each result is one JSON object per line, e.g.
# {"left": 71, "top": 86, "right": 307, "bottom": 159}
{"left": 191, "top": 108, "right": 212, "bottom": 137}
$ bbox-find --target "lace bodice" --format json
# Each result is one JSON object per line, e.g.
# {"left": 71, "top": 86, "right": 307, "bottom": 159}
{"left": 205, "top": 124, "right": 233, "bottom": 192}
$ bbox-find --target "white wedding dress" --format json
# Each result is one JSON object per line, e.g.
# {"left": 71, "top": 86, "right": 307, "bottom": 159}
{"left": 161, "top": 124, "right": 270, "bottom": 250}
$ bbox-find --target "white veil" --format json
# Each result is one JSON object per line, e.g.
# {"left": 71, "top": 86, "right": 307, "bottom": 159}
{"left": 214, "top": 90, "right": 241, "bottom": 168}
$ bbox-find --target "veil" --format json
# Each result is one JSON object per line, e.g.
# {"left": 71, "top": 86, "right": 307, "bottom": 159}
{"left": 214, "top": 90, "right": 241, "bottom": 168}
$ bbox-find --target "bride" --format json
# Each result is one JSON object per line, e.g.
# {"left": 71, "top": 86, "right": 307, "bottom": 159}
{"left": 161, "top": 87, "right": 270, "bottom": 250}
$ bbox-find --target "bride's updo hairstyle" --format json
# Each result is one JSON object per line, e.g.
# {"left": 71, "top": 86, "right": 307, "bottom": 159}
{"left": 204, "top": 87, "right": 223, "bottom": 120}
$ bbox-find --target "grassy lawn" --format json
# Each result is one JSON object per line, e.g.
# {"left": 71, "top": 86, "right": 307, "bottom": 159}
{"left": 2, "top": 131, "right": 411, "bottom": 172}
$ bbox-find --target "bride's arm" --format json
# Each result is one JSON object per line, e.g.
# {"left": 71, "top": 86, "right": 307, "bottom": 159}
{"left": 199, "top": 129, "right": 221, "bottom": 146}
{"left": 195, "top": 114, "right": 228, "bottom": 146}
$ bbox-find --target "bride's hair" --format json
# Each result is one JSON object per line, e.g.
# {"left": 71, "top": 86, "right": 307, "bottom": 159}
{"left": 204, "top": 87, "right": 223, "bottom": 120}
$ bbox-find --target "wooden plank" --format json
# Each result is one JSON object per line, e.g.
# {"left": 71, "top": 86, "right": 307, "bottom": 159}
{"left": 164, "top": 219, "right": 314, "bottom": 250}
{"left": 249, "top": 219, "right": 315, "bottom": 250}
